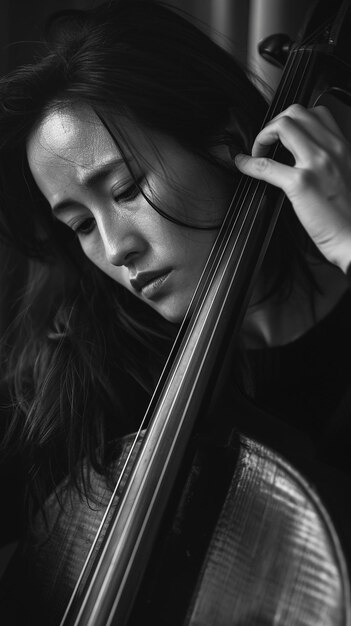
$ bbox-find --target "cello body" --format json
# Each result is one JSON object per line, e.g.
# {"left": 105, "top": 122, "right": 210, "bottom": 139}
{"left": 5, "top": 401, "right": 350, "bottom": 625}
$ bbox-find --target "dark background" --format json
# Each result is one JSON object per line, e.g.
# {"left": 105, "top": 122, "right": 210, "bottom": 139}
{"left": 0, "top": 0, "right": 309, "bottom": 80}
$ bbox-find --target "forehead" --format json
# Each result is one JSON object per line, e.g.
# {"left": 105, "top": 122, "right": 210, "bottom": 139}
{"left": 27, "top": 105, "right": 119, "bottom": 173}
{"left": 26, "top": 105, "right": 176, "bottom": 191}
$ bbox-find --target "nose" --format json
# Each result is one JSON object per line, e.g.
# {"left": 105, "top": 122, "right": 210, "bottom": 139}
{"left": 99, "top": 214, "right": 145, "bottom": 267}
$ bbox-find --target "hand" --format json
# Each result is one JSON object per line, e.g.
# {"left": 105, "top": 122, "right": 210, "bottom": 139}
{"left": 234, "top": 104, "right": 351, "bottom": 273}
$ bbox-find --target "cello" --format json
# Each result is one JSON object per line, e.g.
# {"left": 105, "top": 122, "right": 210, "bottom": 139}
{"left": 7, "top": 0, "right": 351, "bottom": 623}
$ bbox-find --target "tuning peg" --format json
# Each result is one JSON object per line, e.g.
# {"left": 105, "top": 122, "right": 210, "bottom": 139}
{"left": 258, "top": 33, "right": 293, "bottom": 68}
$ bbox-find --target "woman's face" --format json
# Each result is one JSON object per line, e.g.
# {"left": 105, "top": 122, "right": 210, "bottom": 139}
{"left": 27, "top": 105, "right": 234, "bottom": 323}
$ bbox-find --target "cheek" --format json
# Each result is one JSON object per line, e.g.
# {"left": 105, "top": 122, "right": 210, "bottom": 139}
{"left": 79, "top": 238, "right": 126, "bottom": 285}
{"left": 80, "top": 237, "right": 104, "bottom": 267}
{"left": 175, "top": 229, "right": 219, "bottom": 261}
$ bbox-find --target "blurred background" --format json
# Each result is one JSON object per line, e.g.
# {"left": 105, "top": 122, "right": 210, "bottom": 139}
{"left": 1, "top": 0, "right": 309, "bottom": 85}
{"left": 0, "top": 0, "right": 313, "bottom": 574}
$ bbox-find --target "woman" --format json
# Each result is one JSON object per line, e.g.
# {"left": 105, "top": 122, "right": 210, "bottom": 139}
{"left": 0, "top": 0, "right": 351, "bottom": 623}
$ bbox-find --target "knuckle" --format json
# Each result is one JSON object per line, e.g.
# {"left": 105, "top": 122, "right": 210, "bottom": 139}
{"left": 314, "top": 142, "right": 347, "bottom": 171}
{"left": 277, "top": 116, "right": 294, "bottom": 132}
{"left": 314, "top": 104, "right": 329, "bottom": 116}
{"left": 331, "top": 137, "right": 349, "bottom": 160}
{"left": 314, "top": 148, "right": 331, "bottom": 169}
{"left": 285, "top": 103, "right": 305, "bottom": 117}
{"left": 253, "top": 157, "right": 271, "bottom": 173}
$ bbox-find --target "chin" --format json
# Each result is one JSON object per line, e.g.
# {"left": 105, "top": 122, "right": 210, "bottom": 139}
{"left": 154, "top": 302, "right": 188, "bottom": 325}
{"left": 158, "top": 310, "right": 184, "bottom": 324}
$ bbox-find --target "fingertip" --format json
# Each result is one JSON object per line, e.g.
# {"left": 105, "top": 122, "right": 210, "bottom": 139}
{"left": 234, "top": 153, "right": 249, "bottom": 167}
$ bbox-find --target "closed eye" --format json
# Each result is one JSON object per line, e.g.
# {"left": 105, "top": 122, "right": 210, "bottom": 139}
{"left": 73, "top": 217, "right": 96, "bottom": 236}
{"left": 67, "top": 177, "right": 145, "bottom": 237}
{"left": 114, "top": 177, "right": 144, "bottom": 203}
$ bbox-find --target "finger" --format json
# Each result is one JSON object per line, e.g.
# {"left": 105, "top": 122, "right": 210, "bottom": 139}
{"left": 253, "top": 104, "right": 344, "bottom": 159}
{"left": 264, "top": 103, "right": 342, "bottom": 137}
{"left": 234, "top": 153, "right": 298, "bottom": 193}
{"left": 251, "top": 115, "right": 319, "bottom": 164}
{"left": 310, "top": 105, "right": 344, "bottom": 137}
{"left": 287, "top": 105, "right": 345, "bottom": 145}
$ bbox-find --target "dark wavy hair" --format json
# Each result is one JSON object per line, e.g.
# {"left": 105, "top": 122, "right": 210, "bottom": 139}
{"left": 0, "top": 0, "right": 276, "bottom": 509}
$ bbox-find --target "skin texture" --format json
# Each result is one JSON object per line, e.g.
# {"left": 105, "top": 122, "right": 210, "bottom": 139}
{"left": 27, "top": 105, "right": 235, "bottom": 324}
{"left": 235, "top": 104, "right": 351, "bottom": 273}
{"left": 27, "top": 103, "right": 351, "bottom": 345}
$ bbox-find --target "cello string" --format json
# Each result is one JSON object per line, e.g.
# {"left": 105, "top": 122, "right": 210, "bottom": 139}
{"left": 109, "top": 0, "right": 330, "bottom": 510}
{"left": 61, "top": 39, "right": 314, "bottom": 624}
{"left": 68, "top": 6, "right": 351, "bottom": 622}
{"left": 58, "top": 429, "right": 148, "bottom": 624}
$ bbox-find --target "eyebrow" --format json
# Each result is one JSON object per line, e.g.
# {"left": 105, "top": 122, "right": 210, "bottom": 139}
{"left": 51, "top": 156, "right": 131, "bottom": 215}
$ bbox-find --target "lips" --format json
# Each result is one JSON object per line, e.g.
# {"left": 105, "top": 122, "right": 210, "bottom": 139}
{"left": 130, "top": 269, "right": 172, "bottom": 294}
